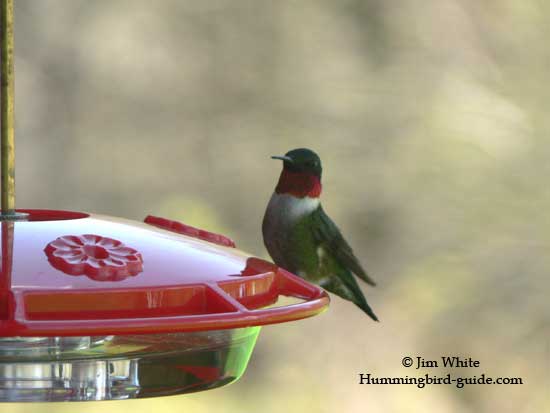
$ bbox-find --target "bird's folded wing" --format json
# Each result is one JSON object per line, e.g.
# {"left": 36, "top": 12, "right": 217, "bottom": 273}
{"left": 312, "top": 207, "right": 377, "bottom": 287}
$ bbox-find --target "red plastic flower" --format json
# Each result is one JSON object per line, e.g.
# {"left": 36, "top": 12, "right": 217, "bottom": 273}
{"left": 45, "top": 234, "right": 143, "bottom": 281}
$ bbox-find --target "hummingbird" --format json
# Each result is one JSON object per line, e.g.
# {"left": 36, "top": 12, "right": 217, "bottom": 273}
{"left": 262, "top": 148, "right": 379, "bottom": 321}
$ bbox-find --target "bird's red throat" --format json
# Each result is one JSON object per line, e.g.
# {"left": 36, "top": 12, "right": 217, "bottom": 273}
{"left": 275, "top": 169, "right": 322, "bottom": 198}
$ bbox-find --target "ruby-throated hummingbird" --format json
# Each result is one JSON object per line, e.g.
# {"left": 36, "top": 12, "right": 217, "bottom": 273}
{"left": 262, "top": 148, "right": 378, "bottom": 321}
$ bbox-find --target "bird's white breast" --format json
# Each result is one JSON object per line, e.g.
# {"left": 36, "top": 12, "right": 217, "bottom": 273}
{"left": 265, "top": 193, "right": 320, "bottom": 224}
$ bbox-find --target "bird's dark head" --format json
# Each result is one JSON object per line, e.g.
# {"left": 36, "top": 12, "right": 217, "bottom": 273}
{"left": 271, "top": 148, "right": 322, "bottom": 178}
{"left": 271, "top": 148, "right": 322, "bottom": 198}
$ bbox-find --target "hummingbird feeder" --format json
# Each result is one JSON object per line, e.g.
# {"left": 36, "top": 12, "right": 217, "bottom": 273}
{"left": 0, "top": 1, "right": 329, "bottom": 402}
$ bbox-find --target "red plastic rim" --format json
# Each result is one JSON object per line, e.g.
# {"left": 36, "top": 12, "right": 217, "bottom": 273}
{"left": 11, "top": 259, "right": 329, "bottom": 336}
{"left": 0, "top": 211, "right": 330, "bottom": 336}
{"left": 17, "top": 209, "right": 90, "bottom": 221}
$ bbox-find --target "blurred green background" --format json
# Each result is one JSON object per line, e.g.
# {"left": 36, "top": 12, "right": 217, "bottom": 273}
{"left": 5, "top": 0, "right": 548, "bottom": 412}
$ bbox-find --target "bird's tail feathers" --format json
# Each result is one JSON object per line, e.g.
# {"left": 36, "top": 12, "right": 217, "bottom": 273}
{"left": 324, "top": 272, "right": 379, "bottom": 322}
{"left": 357, "top": 270, "right": 377, "bottom": 287}
{"left": 354, "top": 298, "right": 379, "bottom": 322}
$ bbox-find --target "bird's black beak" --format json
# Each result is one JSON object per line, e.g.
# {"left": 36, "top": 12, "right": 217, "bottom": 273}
{"left": 271, "top": 155, "right": 293, "bottom": 163}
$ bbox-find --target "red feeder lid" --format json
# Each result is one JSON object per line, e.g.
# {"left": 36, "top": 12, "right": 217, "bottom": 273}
{"left": 0, "top": 210, "right": 329, "bottom": 337}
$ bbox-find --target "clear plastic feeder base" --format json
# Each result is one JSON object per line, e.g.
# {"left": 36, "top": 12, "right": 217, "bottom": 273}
{"left": 0, "top": 327, "right": 259, "bottom": 402}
